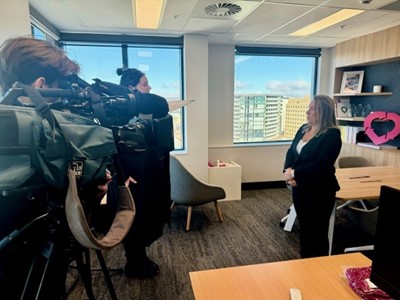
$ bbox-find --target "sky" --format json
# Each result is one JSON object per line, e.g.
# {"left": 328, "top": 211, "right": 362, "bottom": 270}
{"left": 64, "top": 45, "right": 182, "bottom": 100}
{"left": 64, "top": 45, "right": 314, "bottom": 100}
{"left": 235, "top": 55, "right": 314, "bottom": 98}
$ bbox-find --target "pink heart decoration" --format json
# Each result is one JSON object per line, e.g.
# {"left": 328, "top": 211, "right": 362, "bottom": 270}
{"left": 364, "top": 111, "right": 400, "bottom": 145}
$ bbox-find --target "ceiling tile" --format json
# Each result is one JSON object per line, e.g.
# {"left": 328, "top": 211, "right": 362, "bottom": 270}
{"left": 185, "top": 17, "right": 237, "bottom": 33}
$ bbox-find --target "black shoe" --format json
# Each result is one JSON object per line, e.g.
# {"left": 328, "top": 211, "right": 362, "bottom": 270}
{"left": 144, "top": 257, "right": 160, "bottom": 272}
{"left": 124, "top": 259, "right": 160, "bottom": 278}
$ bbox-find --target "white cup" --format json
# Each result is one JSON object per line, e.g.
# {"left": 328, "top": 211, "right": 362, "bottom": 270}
{"left": 373, "top": 85, "right": 382, "bottom": 93}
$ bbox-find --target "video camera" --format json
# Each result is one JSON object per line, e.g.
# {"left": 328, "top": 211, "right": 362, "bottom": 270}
{"left": 0, "top": 74, "right": 174, "bottom": 298}
{"left": 0, "top": 74, "right": 169, "bottom": 126}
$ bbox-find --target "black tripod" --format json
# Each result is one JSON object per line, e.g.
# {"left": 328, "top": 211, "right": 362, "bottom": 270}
{"left": 0, "top": 205, "right": 120, "bottom": 299}
{"left": 64, "top": 237, "right": 123, "bottom": 300}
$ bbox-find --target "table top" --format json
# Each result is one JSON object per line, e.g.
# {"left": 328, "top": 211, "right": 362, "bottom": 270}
{"left": 190, "top": 253, "right": 371, "bottom": 300}
{"left": 335, "top": 166, "right": 400, "bottom": 200}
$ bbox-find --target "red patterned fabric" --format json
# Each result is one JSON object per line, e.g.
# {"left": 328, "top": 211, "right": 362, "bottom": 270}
{"left": 345, "top": 267, "right": 394, "bottom": 300}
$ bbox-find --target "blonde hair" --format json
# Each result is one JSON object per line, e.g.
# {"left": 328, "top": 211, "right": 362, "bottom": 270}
{"left": 305, "top": 94, "right": 338, "bottom": 135}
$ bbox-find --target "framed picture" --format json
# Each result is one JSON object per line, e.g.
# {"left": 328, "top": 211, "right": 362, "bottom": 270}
{"left": 336, "top": 98, "right": 351, "bottom": 118}
{"left": 340, "top": 70, "right": 364, "bottom": 93}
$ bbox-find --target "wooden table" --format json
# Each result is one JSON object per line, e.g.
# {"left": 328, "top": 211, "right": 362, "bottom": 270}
{"left": 335, "top": 166, "right": 400, "bottom": 200}
{"left": 190, "top": 252, "right": 371, "bottom": 300}
{"left": 332, "top": 166, "right": 400, "bottom": 253}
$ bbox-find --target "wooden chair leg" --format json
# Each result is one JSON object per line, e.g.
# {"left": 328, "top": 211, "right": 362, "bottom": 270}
{"left": 214, "top": 201, "right": 223, "bottom": 222}
{"left": 186, "top": 206, "right": 193, "bottom": 231}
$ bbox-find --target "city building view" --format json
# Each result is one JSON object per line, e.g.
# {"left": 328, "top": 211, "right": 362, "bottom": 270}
{"left": 234, "top": 94, "right": 309, "bottom": 143}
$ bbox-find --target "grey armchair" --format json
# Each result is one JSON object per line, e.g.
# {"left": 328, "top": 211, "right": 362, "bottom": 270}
{"left": 170, "top": 155, "right": 225, "bottom": 231}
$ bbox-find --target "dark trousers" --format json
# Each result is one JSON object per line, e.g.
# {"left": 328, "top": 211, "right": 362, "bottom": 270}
{"left": 116, "top": 148, "right": 171, "bottom": 263}
{"left": 292, "top": 186, "right": 336, "bottom": 258}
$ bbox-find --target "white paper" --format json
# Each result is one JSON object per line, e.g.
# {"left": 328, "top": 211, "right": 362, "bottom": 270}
{"left": 168, "top": 99, "right": 195, "bottom": 111}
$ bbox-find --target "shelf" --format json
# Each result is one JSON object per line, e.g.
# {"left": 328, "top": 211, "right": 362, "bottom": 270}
{"left": 337, "top": 117, "right": 365, "bottom": 122}
{"left": 337, "top": 117, "right": 389, "bottom": 122}
{"left": 333, "top": 92, "right": 393, "bottom": 97}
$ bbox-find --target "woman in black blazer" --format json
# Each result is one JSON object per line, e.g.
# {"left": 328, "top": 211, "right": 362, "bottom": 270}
{"left": 283, "top": 95, "right": 342, "bottom": 258}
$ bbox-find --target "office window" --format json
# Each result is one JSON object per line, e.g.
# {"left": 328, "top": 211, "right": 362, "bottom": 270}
{"left": 62, "top": 42, "right": 184, "bottom": 149}
{"left": 127, "top": 46, "right": 183, "bottom": 149}
{"left": 31, "top": 24, "right": 57, "bottom": 45}
{"left": 31, "top": 25, "right": 46, "bottom": 40}
{"left": 234, "top": 47, "right": 320, "bottom": 144}
{"left": 63, "top": 44, "right": 122, "bottom": 84}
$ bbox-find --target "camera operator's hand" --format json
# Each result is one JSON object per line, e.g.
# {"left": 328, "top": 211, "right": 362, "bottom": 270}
{"left": 125, "top": 176, "right": 137, "bottom": 187}
{"left": 96, "top": 169, "right": 113, "bottom": 196}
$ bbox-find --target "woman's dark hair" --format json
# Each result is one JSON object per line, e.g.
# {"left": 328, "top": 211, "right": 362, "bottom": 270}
{"left": 116, "top": 68, "right": 144, "bottom": 88}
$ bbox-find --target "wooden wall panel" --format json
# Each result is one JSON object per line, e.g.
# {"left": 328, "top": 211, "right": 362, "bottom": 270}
{"left": 335, "top": 25, "right": 400, "bottom": 67}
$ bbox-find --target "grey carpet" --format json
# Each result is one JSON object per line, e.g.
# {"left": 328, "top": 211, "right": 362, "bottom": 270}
{"left": 67, "top": 188, "right": 375, "bottom": 300}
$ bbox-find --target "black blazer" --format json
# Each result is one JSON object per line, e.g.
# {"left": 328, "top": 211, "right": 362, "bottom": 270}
{"left": 284, "top": 124, "right": 342, "bottom": 192}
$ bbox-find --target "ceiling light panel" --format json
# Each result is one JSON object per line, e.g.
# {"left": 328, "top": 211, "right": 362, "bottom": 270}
{"left": 268, "top": 7, "right": 340, "bottom": 36}
{"left": 290, "top": 9, "right": 365, "bottom": 36}
{"left": 134, "top": 0, "right": 165, "bottom": 29}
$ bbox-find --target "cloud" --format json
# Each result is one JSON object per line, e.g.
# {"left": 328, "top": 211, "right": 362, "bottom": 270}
{"left": 235, "top": 79, "right": 252, "bottom": 91}
{"left": 266, "top": 79, "right": 310, "bottom": 97}
{"left": 153, "top": 81, "right": 181, "bottom": 98}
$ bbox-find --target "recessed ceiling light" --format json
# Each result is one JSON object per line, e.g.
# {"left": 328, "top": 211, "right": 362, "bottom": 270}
{"left": 133, "top": 0, "right": 165, "bottom": 29}
{"left": 290, "top": 9, "right": 364, "bottom": 36}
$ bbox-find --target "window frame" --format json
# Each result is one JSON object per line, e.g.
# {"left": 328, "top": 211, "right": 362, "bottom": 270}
{"left": 58, "top": 34, "right": 186, "bottom": 150}
{"left": 234, "top": 46, "right": 321, "bottom": 145}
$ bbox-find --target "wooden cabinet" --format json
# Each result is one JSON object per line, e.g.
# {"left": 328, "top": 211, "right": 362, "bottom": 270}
{"left": 335, "top": 25, "right": 400, "bottom": 68}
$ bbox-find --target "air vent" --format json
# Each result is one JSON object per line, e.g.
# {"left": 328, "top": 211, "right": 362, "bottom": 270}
{"left": 204, "top": 3, "right": 242, "bottom": 17}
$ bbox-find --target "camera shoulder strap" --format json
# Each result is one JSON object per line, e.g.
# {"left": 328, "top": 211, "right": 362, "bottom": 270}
{"left": 65, "top": 168, "right": 135, "bottom": 250}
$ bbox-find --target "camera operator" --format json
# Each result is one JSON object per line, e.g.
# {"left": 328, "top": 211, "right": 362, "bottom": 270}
{"left": 117, "top": 67, "right": 151, "bottom": 94}
{"left": 115, "top": 68, "right": 169, "bottom": 278}
{"left": 0, "top": 36, "right": 113, "bottom": 298}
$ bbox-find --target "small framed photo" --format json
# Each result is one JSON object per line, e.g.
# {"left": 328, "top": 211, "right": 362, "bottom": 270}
{"left": 336, "top": 98, "right": 351, "bottom": 118}
{"left": 340, "top": 70, "right": 364, "bottom": 93}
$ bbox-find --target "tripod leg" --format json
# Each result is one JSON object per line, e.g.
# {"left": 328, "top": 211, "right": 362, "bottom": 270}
{"left": 74, "top": 248, "right": 96, "bottom": 300}
{"left": 21, "top": 239, "right": 69, "bottom": 300}
{"left": 21, "top": 241, "right": 54, "bottom": 300}
{"left": 96, "top": 249, "right": 118, "bottom": 300}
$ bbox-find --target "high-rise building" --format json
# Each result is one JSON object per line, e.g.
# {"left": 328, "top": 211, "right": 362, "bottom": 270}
{"left": 283, "top": 96, "right": 310, "bottom": 138}
{"left": 233, "top": 94, "right": 308, "bottom": 143}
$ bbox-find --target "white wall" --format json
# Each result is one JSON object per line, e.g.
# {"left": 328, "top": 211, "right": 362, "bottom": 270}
{"left": 0, "top": 0, "right": 31, "bottom": 43}
{"left": 178, "top": 34, "right": 210, "bottom": 181}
